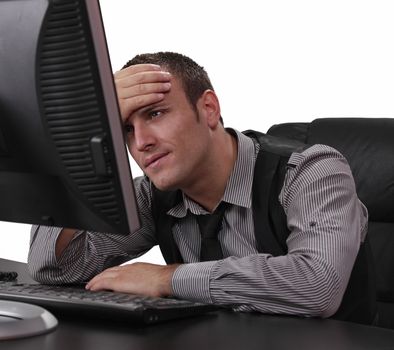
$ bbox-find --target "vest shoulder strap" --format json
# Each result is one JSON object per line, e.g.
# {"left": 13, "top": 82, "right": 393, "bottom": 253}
{"left": 243, "top": 129, "right": 309, "bottom": 256}
{"left": 243, "top": 129, "right": 307, "bottom": 157}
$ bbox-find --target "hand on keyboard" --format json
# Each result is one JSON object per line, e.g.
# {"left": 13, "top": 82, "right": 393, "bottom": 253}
{"left": 86, "top": 262, "right": 180, "bottom": 298}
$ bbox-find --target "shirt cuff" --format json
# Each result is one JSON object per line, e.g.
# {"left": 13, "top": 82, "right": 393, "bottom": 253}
{"left": 171, "top": 261, "right": 217, "bottom": 304}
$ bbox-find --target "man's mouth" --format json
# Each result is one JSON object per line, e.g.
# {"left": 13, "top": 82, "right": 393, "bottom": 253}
{"left": 143, "top": 152, "right": 169, "bottom": 169}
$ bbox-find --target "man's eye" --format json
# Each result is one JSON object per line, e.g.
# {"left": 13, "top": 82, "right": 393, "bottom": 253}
{"left": 149, "top": 110, "right": 162, "bottom": 119}
{"left": 124, "top": 124, "right": 134, "bottom": 134}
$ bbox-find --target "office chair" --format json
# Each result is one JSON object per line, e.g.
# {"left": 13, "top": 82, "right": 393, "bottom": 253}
{"left": 267, "top": 118, "right": 394, "bottom": 328}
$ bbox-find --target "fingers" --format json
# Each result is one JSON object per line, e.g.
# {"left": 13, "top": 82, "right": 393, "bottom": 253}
{"left": 117, "top": 82, "right": 171, "bottom": 100}
{"left": 114, "top": 63, "right": 161, "bottom": 79}
{"left": 116, "top": 69, "right": 171, "bottom": 90}
{"left": 86, "top": 267, "right": 119, "bottom": 292}
{"left": 114, "top": 64, "right": 172, "bottom": 123}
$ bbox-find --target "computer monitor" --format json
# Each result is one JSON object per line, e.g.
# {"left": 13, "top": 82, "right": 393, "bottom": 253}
{"left": 0, "top": 0, "right": 140, "bottom": 235}
{"left": 0, "top": 0, "right": 141, "bottom": 339}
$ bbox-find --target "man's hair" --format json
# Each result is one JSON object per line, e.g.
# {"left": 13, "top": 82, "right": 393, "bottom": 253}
{"left": 123, "top": 52, "right": 215, "bottom": 113}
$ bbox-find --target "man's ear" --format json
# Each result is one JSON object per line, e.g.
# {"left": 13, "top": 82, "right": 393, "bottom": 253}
{"left": 197, "top": 90, "right": 221, "bottom": 129}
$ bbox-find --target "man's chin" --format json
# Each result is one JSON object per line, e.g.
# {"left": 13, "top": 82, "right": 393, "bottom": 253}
{"left": 149, "top": 176, "right": 178, "bottom": 192}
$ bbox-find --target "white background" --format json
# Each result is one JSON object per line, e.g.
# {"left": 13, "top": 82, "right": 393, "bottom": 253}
{"left": 1, "top": 0, "right": 394, "bottom": 263}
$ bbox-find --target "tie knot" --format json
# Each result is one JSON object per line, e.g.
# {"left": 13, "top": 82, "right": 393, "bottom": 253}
{"left": 197, "top": 202, "right": 227, "bottom": 237}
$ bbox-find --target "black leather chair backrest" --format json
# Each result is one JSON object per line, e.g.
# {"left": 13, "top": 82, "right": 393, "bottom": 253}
{"left": 268, "top": 118, "right": 394, "bottom": 328}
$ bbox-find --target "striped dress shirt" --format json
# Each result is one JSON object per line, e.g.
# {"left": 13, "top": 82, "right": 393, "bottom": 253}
{"left": 28, "top": 129, "right": 368, "bottom": 318}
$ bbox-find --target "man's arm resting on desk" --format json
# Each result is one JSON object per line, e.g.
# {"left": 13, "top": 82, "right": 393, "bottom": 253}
{"left": 43, "top": 227, "right": 178, "bottom": 297}
{"left": 27, "top": 223, "right": 156, "bottom": 285}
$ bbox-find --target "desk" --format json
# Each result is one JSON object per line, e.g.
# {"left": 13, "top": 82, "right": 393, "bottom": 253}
{"left": 1, "top": 258, "right": 394, "bottom": 350}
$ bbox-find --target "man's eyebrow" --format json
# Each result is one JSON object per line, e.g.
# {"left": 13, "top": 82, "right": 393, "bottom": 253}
{"left": 138, "top": 102, "right": 168, "bottom": 115}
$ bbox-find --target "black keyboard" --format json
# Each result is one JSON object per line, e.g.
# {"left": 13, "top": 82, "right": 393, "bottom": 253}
{"left": 0, "top": 282, "right": 218, "bottom": 324}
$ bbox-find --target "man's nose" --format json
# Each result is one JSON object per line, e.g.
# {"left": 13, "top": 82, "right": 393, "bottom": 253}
{"left": 133, "top": 122, "right": 155, "bottom": 152}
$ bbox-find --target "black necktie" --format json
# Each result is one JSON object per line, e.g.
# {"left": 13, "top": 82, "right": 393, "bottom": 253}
{"left": 196, "top": 202, "right": 228, "bottom": 261}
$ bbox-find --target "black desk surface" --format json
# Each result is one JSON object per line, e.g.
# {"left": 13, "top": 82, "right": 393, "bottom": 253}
{"left": 1, "top": 258, "right": 394, "bottom": 350}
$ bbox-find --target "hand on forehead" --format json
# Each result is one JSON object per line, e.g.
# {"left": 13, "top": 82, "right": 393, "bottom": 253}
{"left": 114, "top": 64, "right": 172, "bottom": 123}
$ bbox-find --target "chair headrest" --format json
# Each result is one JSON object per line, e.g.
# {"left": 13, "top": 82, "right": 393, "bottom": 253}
{"left": 308, "top": 118, "right": 394, "bottom": 222}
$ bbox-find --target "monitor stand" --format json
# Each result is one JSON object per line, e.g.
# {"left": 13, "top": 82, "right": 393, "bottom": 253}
{"left": 0, "top": 300, "right": 58, "bottom": 340}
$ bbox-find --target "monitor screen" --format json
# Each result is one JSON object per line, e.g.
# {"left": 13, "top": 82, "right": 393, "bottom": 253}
{"left": 0, "top": 0, "right": 141, "bottom": 235}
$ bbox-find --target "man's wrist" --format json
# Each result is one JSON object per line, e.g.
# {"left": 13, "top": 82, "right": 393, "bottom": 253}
{"left": 159, "top": 264, "right": 180, "bottom": 297}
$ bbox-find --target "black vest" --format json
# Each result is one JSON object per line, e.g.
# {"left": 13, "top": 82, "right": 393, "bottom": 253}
{"left": 151, "top": 130, "right": 376, "bottom": 325}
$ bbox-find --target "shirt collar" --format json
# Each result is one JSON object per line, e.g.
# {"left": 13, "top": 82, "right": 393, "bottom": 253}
{"left": 168, "top": 128, "right": 258, "bottom": 218}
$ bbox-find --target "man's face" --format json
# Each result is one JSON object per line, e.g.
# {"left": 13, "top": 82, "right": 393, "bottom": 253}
{"left": 125, "top": 77, "right": 211, "bottom": 191}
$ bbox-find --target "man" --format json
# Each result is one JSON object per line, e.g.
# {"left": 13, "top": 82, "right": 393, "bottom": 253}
{"left": 28, "top": 52, "right": 368, "bottom": 319}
